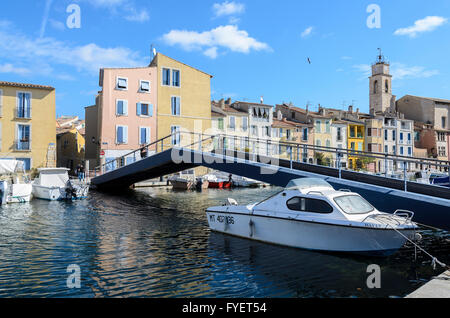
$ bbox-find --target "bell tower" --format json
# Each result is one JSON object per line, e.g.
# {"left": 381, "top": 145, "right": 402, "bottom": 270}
{"left": 369, "top": 49, "right": 393, "bottom": 114}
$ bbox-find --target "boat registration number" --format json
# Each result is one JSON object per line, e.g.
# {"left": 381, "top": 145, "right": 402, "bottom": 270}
{"left": 209, "top": 214, "right": 235, "bottom": 225}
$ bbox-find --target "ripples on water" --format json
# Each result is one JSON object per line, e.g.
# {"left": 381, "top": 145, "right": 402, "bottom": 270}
{"left": 0, "top": 187, "right": 448, "bottom": 298}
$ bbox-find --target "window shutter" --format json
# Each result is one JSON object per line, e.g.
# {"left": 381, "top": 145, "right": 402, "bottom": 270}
{"left": 25, "top": 94, "right": 31, "bottom": 118}
{"left": 117, "top": 100, "right": 123, "bottom": 115}
{"left": 140, "top": 127, "right": 146, "bottom": 144}
{"left": 176, "top": 97, "right": 180, "bottom": 115}
{"left": 136, "top": 103, "right": 141, "bottom": 116}
{"left": 117, "top": 126, "right": 123, "bottom": 144}
{"left": 149, "top": 104, "right": 153, "bottom": 117}
{"left": 123, "top": 100, "right": 128, "bottom": 115}
{"left": 123, "top": 126, "right": 128, "bottom": 144}
{"left": 146, "top": 128, "right": 151, "bottom": 143}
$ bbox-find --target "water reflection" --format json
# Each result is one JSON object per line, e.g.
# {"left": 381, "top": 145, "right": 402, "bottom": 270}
{"left": 0, "top": 187, "right": 448, "bottom": 298}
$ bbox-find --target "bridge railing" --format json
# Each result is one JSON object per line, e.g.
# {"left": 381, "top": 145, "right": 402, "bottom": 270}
{"left": 93, "top": 131, "right": 450, "bottom": 189}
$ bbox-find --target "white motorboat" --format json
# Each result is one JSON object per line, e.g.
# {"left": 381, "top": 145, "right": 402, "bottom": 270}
{"left": 0, "top": 159, "right": 33, "bottom": 204}
{"left": 206, "top": 178, "right": 419, "bottom": 256}
{"left": 32, "top": 168, "right": 89, "bottom": 201}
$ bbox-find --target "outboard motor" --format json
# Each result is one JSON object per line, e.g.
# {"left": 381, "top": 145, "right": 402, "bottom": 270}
{"left": 0, "top": 180, "right": 8, "bottom": 205}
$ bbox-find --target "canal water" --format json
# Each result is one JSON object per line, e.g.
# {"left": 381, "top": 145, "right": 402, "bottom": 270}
{"left": 0, "top": 186, "right": 448, "bottom": 298}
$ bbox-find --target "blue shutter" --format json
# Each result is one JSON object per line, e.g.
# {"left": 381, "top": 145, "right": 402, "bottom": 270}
{"left": 149, "top": 104, "right": 153, "bottom": 117}
{"left": 123, "top": 126, "right": 128, "bottom": 144}
{"left": 136, "top": 103, "right": 141, "bottom": 116}
{"left": 18, "top": 93, "right": 24, "bottom": 117}
{"left": 18, "top": 125, "right": 23, "bottom": 149}
{"left": 176, "top": 97, "right": 180, "bottom": 115}
{"left": 140, "top": 127, "right": 146, "bottom": 144}
{"left": 25, "top": 93, "right": 31, "bottom": 118}
{"left": 117, "top": 100, "right": 123, "bottom": 115}
{"left": 117, "top": 126, "right": 123, "bottom": 144}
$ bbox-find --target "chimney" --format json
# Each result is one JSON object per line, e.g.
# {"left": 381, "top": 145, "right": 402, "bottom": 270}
{"left": 219, "top": 98, "right": 225, "bottom": 110}
{"left": 348, "top": 105, "right": 353, "bottom": 113}
{"left": 356, "top": 108, "right": 359, "bottom": 115}
{"left": 225, "top": 98, "right": 232, "bottom": 105}
{"left": 306, "top": 104, "right": 309, "bottom": 115}
{"left": 260, "top": 96, "right": 264, "bottom": 104}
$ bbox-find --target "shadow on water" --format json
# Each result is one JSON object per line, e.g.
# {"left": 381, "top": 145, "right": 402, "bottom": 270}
{"left": 0, "top": 186, "right": 448, "bottom": 298}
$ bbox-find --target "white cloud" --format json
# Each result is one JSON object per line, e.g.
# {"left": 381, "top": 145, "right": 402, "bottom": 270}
{"left": 0, "top": 63, "right": 31, "bottom": 75}
{"left": 394, "top": 16, "right": 447, "bottom": 38}
{"left": 87, "top": 0, "right": 128, "bottom": 8}
{"left": 204, "top": 47, "right": 219, "bottom": 59}
{"left": 0, "top": 21, "right": 144, "bottom": 77}
{"left": 301, "top": 26, "right": 314, "bottom": 38}
{"left": 125, "top": 8, "right": 150, "bottom": 22}
{"left": 352, "top": 62, "right": 439, "bottom": 80}
{"left": 162, "top": 25, "right": 270, "bottom": 58}
{"left": 213, "top": 1, "right": 245, "bottom": 17}
{"left": 49, "top": 19, "right": 65, "bottom": 31}
{"left": 391, "top": 63, "right": 439, "bottom": 80}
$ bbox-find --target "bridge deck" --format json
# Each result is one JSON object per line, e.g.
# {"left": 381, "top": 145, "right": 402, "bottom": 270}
{"left": 91, "top": 148, "right": 450, "bottom": 231}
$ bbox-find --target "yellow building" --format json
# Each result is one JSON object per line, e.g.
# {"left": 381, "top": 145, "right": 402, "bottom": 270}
{"left": 150, "top": 53, "right": 212, "bottom": 145}
{"left": 0, "top": 81, "right": 56, "bottom": 171}
{"left": 347, "top": 122, "right": 366, "bottom": 170}
{"left": 56, "top": 117, "right": 86, "bottom": 173}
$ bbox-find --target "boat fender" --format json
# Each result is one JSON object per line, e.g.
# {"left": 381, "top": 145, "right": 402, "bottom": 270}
{"left": 414, "top": 233, "right": 422, "bottom": 241}
{"left": 249, "top": 220, "right": 254, "bottom": 237}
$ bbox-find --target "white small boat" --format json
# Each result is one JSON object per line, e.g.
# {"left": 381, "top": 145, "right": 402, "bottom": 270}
{"left": 32, "top": 168, "right": 89, "bottom": 201}
{"left": 169, "top": 176, "right": 195, "bottom": 190}
{"left": 206, "top": 178, "right": 418, "bottom": 256}
{"left": 0, "top": 159, "right": 33, "bottom": 204}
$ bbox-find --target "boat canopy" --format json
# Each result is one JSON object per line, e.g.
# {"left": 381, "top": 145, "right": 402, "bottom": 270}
{"left": 285, "top": 178, "right": 333, "bottom": 190}
{"left": 36, "top": 169, "right": 69, "bottom": 187}
{"left": 0, "top": 159, "right": 24, "bottom": 175}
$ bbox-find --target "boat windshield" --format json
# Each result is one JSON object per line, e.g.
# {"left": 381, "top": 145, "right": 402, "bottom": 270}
{"left": 334, "top": 195, "right": 374, "bottom": 215}
{"left": 285, "top": 178, "right": 333, "bottom": 190}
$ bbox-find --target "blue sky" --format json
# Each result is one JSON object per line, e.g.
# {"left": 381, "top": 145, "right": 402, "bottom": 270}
{"left": 0, "top": 0, "right": 449, "bottom": 118}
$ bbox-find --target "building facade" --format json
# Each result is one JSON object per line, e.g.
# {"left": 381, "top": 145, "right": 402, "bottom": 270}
{"left": 86, "top": 66, "right": 158, "bottom": 169}
{"left": 56, "top": 116, "right": 85, "bottom": 172}
{"left": 0, "top": 81, "right": 56, "bottom": 171}
{"left": 150, "top": 53, "right": 212, "bottom": 147}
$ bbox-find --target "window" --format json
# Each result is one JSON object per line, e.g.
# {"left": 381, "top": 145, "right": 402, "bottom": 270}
{"left": 286, "top": 129, "right": 291, "bottom": 140}
{"left": 16, "top": 158, "right": 31, "bottom": 171}
{"left": 442, "top": 117, "right": 447, "bottom": 129}
{"left": 316, "top": 140, "right": 321, "bottom": 147}
{"left": 229, "top": 116, "right": 236, "bottom": 131}
{"left": 291, "top": 112, "right": 295, "bottom": 119}
{"left": 116, "top": 100, "right": 128, "bottom": 116}
{"left": 326, "top": 140, "right": 331, "bottom": 148}
{"left": 286, "top": 197, "right": 333, "bottom": 214}
{"left": 279, "top": 128, "right": 283, "bottom": 138}
{"left": 272, "top": 128, "right": 279, "bottom": 138}
{"left": 385, "top": 80, "right": 389, "bottom": 93}
{"left": 242, "top": 117, "right": 248, "bottom": 132}
{"left": 139, "top": 127, "right": 151, "bottom": 145}
{"left": 400, "top": 146, "right": 404, "bottom": 155}
{"left": 116, "top": 126, "right": 128, "bottom": 144}
{"left": 437, "top": 132, "right": 446, "bottom": 142}
{"left": 303, "top": 128, "right": 308, "bottom": 141}
{"left": 392, "top": 130, "right": 396, "bottom": 141}
{"left": 384, "top": 129, "right": 388, "bottom": 141}
{"left": 171, "top": 97, "right": 180, "bottom": 116}
{"left": 137, "top": 102, "right": 153, "bottom": 117}
{"left": 263, "top": 126, "right": 270, "bottom": 137}
{"left": 171, "top": 126, "right": 181, "bottom": 145}
{"left": 251, "top": 125, "right": 258, "bottom": 136}
{"left": 350, "top": 142, "right": 355, "bottom": 150}
{"left": 393, "top": 145, "right": 396, "bottom": 154}
{"left": 218, "top": 118, "right": 224, "bottom": 130}
{"left": 162, "top": 68, "right": 171, "bottom": 86}
{"left": 373, "top": 80, "right": 378, "bottom": 94}
{"left": 408, "top": 147, "right": 412, "bottom": 156}
{"left": 140, "top": 80, "right": 150, "bottom": 93}
{"left": 334, "top": 195, "right": 374, "bottom": 214}
{"left": 315, "top": 121, "right": 321, "bottom": 133}
{"left": 117, "top": 77, "right": 128, "bottom": 90}
{"left": 400, "top": 132, "right": 404, "bottom": 141}
{"left": 17, "top": 92, "right": 31, "bottom": 118}
{"left": 17, "top": 124, "right": 31, "bottom": 150}
{"left": 337, "top": 127, "right": 342, "bottom": 141}
{"left": 358, "top": 142, "right": 363, "bottom": 151}
{"left": 172, "top": 70, "right": 180, "bottom": 87}
{"left": 385, "top": 145, "right": 388, "bottom": 153}
{"left": 325, "top": 121, "right": 331, "bottom": 133}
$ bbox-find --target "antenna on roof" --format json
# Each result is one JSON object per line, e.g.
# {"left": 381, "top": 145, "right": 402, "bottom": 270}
{"left": 151, "top": 44, "right": 156, "bottom": 61}
{"left": 376, "top": 48, "right": 385, "bottom": 64}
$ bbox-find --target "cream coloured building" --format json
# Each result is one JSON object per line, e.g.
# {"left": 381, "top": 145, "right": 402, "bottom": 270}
{"left": 0, "top": 81, "right": 56, "bottom": 171}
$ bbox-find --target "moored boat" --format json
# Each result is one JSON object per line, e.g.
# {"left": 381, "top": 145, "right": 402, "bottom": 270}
{"left": 206, "top": 178, "right": 419, "bottom": 256}
{"left": 32, "top": 168, "right": 89, "bottom": 201}
{"left": 0, "top": 159, "right": 33, "bottom": 204}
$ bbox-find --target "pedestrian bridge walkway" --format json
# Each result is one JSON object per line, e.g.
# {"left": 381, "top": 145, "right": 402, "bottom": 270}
{"left": 91, "top": 132, "right": 450, "bottom": 231}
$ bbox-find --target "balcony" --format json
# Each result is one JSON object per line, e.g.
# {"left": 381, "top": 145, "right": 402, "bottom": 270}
{"left": 16, "top": 140, "right": 31, "bottom": 151}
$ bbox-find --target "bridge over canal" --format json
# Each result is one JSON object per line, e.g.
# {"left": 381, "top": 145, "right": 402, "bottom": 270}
{"left": 91, "top": 132, "right": 450, "bottom": 231}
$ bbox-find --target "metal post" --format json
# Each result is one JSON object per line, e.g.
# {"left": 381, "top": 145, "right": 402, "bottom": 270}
{"left": 198, "top": 134, "right": 202, "bottom": 151}
{"left": 385, "top": 154, "right": 388, "bottom": 178}
{"left": 290, "top": 146, "right": 293, "bottom": 170}
{"left": 266, "top": 139, "right": 269, "bottom": 156}
{"left": 403, "top": 161, "right": 407, "bottom": 192}
{"left": 337, "top": 150, "right": 342, "bottom": 179}
{"left": 161, "top": 138, "right": 164, "bottom": 152}
{"left": 297, "top": 145, "right": 300, "bottom": 163}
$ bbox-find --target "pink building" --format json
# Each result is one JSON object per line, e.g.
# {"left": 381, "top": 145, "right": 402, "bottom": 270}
{"left": 85, "top": 67, "right": 157, "bottom": 169}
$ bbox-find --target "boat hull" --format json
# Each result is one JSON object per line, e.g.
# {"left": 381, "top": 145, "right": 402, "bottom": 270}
{"left": 169, "top": 179, "right": 194, "bottom": 190}
{"left": 208, "top": 181, "right": 232, "bottom": 189}
{"left": 206, "top": 210, "right": 414, "bottom": 256}
{"left": 32, "top": 184, "right": 89, "bottom": 201}
{"left": 7, "top": 184, "right": 32, "bottom": 203}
